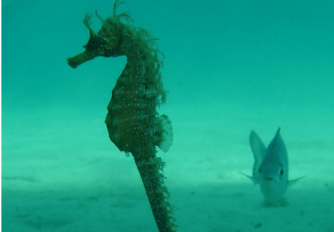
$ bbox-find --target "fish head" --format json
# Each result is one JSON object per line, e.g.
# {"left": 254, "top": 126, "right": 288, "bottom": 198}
{"left": 258, "top": 160, "right": 288, "bottom": 204}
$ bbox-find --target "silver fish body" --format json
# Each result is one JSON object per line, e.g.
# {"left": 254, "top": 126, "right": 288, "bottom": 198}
{"left": 246, "top": 128, "right": 302, "bottom": 206}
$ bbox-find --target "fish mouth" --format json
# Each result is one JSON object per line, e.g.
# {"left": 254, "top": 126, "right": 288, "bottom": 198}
{"left": 265, "top": 177, "right": 275, "bottom": 181}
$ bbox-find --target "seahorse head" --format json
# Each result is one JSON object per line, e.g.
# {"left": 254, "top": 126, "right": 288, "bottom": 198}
{"left": 83, "top": 13, "right": 127, "bottom": 58}
{"left": 67, "top": 2, "right": 130, "bottom": 68}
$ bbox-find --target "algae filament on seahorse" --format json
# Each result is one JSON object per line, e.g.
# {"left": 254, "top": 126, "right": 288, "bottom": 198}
{"left": 67, "top": 1, "right": 176, "bottom": 231}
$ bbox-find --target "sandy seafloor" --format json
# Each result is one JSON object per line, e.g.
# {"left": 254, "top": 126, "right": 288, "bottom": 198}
{"left": 3, "top": 102, "right": 334, "bottom": 232}
{"left": 2, "top": 0, "right": 334, "bottom": 231}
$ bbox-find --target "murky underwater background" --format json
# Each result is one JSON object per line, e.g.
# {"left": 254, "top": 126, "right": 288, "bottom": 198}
{"left": 2, "top": 0, "right": 334, "bottom": 231}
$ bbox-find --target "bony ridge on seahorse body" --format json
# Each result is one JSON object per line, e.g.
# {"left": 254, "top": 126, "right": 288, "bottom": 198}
{"left": 241, "top": 128, "right": 305, "bottom": 207}
{"left": 67, "top": 1, "right": 176, "bottom": 231}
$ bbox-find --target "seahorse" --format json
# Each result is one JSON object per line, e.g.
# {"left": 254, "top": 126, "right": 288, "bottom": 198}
{"left": 67, "top": 1, "right": 176, "bottom": 231}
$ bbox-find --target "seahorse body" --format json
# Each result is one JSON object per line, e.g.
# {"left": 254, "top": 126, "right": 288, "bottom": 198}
{"left": 67, "top": 1, "right": 176, "bottom": 231}
{"left": 105, "top": 27, "right": 172, "bottom": 155}
{"left": 68, "top": 6, "right": 172, "bottom": 156}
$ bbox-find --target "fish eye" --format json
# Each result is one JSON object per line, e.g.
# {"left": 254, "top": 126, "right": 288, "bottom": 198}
{"left": 280, "top": 169, "right": 284, "bottom": 175}
{"left": 259, "top": 168, "right": 261, "bottom": 173}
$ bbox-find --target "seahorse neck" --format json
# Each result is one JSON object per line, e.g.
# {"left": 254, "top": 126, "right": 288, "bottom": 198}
{"left": 123, "top": 37, "right": 153, "bottom": 73}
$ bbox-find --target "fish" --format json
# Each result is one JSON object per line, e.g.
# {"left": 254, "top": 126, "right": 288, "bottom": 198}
{"left": 243, "top": 128, "right": 304, "bottom": 207}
